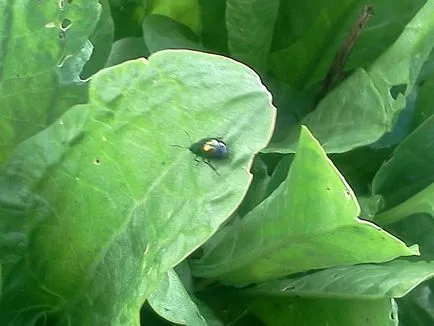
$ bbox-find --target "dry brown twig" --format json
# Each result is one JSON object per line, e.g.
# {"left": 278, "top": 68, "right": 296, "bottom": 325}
{"left": 316, "top": 6, "right": 374, "bottom": 103}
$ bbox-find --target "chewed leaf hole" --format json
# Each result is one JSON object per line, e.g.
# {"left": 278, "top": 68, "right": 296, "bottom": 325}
{"left": 94, "top": 158, "right": 101, "bottom": 165}
{"left": 389, "top": 84, "right": 407, "bottom": 100}
{"left": 61, "top": 18, "right": 72, "bottom": 30}
{"left": 57, "top": 54, "right": 68, "bottom": 67}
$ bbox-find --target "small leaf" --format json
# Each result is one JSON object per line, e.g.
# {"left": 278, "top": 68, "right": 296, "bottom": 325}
{"left": 149, "top": 0, "right": 200, "bottom": 33}
{"left": 374, "top": 184, "right": 434, "bottom": 225}
{"left": 148, "top": 269, "right": 207, "bottom": 326}
{"left": 240, "top": 260, "right": 434, "bottom": 300}
{"left": 247, "top": 297, "right": 398, "bottom": 326}
{"left": 106, "top": 37, "right": 150, "bottom": 67}
{"left": 143, "top": 14, "right": 202, "bottom": 54}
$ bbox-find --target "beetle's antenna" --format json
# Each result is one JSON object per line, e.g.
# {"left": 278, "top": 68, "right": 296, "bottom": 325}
{"left": 171, "top": 129, "right": 192, "bottom": 149}
{"left": 183, "top": 129, "right": 193, "bottom": 143}
{"left": 171, "top": 129, "right": 193, "bottom": 149}
{"left": 171, "top": 144, "right": 188, "bottom": 149}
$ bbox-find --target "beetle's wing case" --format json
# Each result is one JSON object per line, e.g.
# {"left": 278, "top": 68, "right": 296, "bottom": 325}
{"left": 188, "top": 138, "right": 211, "bottom": 154}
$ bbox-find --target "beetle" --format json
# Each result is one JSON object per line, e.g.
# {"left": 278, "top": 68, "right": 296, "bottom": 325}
{"left": 172, "top": 135, "right": 229, "bottom": 173}
{"left": 189, "top": 137, "right": 229, "bottom": 160}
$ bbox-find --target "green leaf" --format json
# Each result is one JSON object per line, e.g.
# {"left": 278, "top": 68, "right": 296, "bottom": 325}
{"left": 148, "top": 269, "right": 207, "bottom": 326}
{"left": 0, "top": 0, "right": 100, "bottom": 164}
{"left": 236, "top": 157, "right": 271, "bottom": 217}
{"left": 240, "top": 260, "right": 434, "bottom": 300}
{"left": 419, "top": 48, "right": 434, "bottom": 82}
{"left": 398, "top": 283, "right": 434, "bottom": 326}
{"left": 247, "top": 297, "right": 398, "bottom": 326}
{"left": 193, "top": 299, "right": 224, "bottom": 326}
{"left": 413, "top": 80, "right": 434, "bottom": 128}
{"left": 368, "top": 87, "right": 418, "bottom": 149}
{"left": 148, "top": 0, "right": 200, "bottom": 34}
{"left": 358, "top": 195, "right": 384, "bottom": 220}
{"left": 263, "top": 155, "right": 293, "bottom": 197}
{"left": 372, "top": 115, "right": 434, "bottom": 223}
{"left": 173, "top": 262, "right": 224, "bottom": 326}
{"left": 81, "top": 0, "right": 115, "bottom": 78}
{"left": 0, "top": 50, "right": 275, "bottom": 324}
{"left": 269, "top": 0, "right": 425, "bottom": 89}
{"left": 266, "top": 0, "right": 434, "bottom": 154}
{"left": 388, "top": 214, "right": 434, "bottom": 260}
{"left": 106, "top": 37, "right": 150, "bottom": 67}
{"left": 343, "top": 1, "right": 425, "bottom": 80}
{"left": 226, "top": 0, "right": 279, "bottom": 71}
{"left": 373, "top": 114, "right": 434, "bottom": 205}
{"left": 262, "top": 76, "right": 314, "bottom": 145}
{"left": 198, "top": 0, "right": 228, "bottom": 54}
{"left": 374, "top": 184, "right": 434, "bottom": 225}
{"left": 190, "top": 126, "right": 418, "bottom": 284}
{"left": 269, "top": 0, "right": 355, "bottom": 89}
{"left": 331, "top": 147, "right": 392, "bottom": 195}
{"left": 265, "top": 69, "right": 387, "bottom": 153}
{"left": 143, "top": 14, "right": 202, "bottom": 54}
{"left": 197, "top": 292, "right": 259, "bottom": 326}
{"left": 111, "top": 2, "right": 145, "bottom": 39}
{"left": 49, "top": 42, "right": 93, "bottom": 121}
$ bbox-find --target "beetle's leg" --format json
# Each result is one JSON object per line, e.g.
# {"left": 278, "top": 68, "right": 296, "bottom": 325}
{"left": 203, "top": 159, "right": 220, "bottom": 175}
